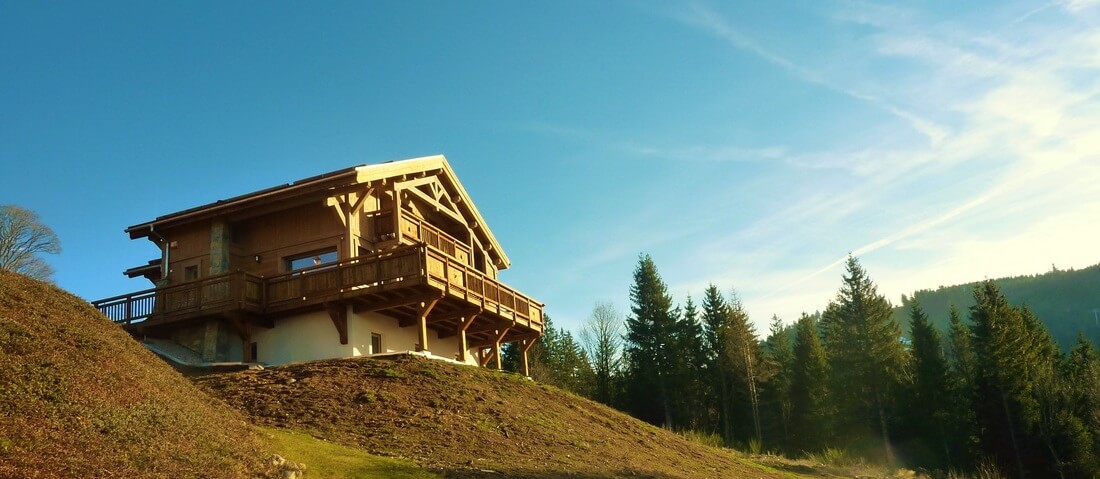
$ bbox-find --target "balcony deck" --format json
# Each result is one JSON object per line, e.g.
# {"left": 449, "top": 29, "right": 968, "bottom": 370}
{"left": 92, "top": 244, "right": 544, "bottom": 348}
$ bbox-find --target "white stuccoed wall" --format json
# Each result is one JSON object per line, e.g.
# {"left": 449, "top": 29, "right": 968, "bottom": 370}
{"left": 252, "top": 305, "right": 482, "bottom": 367}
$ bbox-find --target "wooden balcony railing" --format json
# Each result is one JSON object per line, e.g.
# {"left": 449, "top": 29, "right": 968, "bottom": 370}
{"left": 397, "top": 211, "right": 472, "bottom": 267}
{"left": 91, "top": 244, "right": 543, "bottom": 333}
{"left": 91, "top": 272, "right": 264, "bottom": 326}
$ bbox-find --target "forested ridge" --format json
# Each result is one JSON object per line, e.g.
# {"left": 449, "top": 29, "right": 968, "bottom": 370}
{"left": 893, "top": 262, "right": 1100, "bottom": 350}
{"left": 507, "top": 255, "right": 1100, "bottom": 478}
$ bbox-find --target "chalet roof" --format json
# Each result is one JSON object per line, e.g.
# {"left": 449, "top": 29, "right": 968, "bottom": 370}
{"left": 125, "top": 155, "right": 511, "bottom": 268}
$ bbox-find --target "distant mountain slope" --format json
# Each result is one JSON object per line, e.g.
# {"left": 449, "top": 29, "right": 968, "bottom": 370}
{"left": 894, "top": 262, "right": 1100, "bottom": 349}
{"left": 0, "top": 271, "right": 262, "bottom": 478}
{"left": 195, "top": 355, "right": 783, "bottom": 479}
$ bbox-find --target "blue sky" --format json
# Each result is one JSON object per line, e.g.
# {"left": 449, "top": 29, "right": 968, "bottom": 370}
{"left": 3, "top": 1, "right": 1099, "bottom": 334}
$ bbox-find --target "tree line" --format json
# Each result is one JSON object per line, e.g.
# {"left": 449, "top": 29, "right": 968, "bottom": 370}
{"left": 507, "top": 253, "right": 1100, "bottom": 478}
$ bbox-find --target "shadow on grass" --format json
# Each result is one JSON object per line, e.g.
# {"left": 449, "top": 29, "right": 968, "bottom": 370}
{"left": 438, "top": 469, "right": 668, "bottom": 479}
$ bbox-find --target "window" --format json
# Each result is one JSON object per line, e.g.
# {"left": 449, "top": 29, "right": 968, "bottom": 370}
{"left": 371, "top": 333, "right": 382, "bottom": 355}
{"left": 184, "top": 265, "right": 199, "bottom": 281}
{"left": 285, "top": 249, "right": 338, "bottom": 273}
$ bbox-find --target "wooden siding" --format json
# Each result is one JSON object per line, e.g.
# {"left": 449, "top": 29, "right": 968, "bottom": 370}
{"left": 228, "top": 202, "right": 344, "bottom": 277}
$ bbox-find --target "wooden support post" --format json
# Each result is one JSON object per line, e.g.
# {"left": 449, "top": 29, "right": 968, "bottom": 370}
{"left": 416, "top": 298, "right": 440, "bottom": 352}
{"left": 483, "top": 327, "right": 510, "bottom": 370}
{"left": 455, "top": 309, "right": 481, "bottom": 362}
{"left": 493, "top": 341, "right": 503, "bottom": 370}
{"left": 521, "top": 338, "right": 536, "bottom": 377}
{"left": 326, "top": 302, "right": 348, "bottom": 345}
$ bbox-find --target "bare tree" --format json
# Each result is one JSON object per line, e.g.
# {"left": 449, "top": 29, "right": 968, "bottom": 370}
{"left": 0, "top": 205, "right": 61, "bottom": 280}
{"left": 580, "top": 301, "right": 624, "bottom": 405}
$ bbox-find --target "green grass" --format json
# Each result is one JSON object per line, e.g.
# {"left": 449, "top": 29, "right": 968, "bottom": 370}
{"left": 262, "top": 427, "right": 439, "bottom": 479}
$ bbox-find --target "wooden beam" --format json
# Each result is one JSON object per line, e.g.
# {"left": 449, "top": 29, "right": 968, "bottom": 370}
{"left": 466, "top": 319, "right": 515, "bottom": 336}
{"left": 479, "top": 346, "right": 495, "bottom": 367}
{"left": 326, "top": 302, "right": 348, "bottom": 345}
{"left": 352, "top": 291, "right": 442, "bottom": 315}
{"left": 416, "top": 298, "right": 440, "bottom": 352}
{"left": 402, "top": 186, "right": 466, "bottom": 225}
{"left": 436, "top": 307, "right": 483, "bottom": 338}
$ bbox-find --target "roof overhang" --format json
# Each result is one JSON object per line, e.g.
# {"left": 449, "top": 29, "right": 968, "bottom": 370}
{"left": 124, "top": 155, "right": 511, "bottom": 269}
{"left": 125, "top": 166, "right": 360, "bottom": 240}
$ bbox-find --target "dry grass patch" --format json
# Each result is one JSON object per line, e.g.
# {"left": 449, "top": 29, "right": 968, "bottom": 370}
{"left": 0, "top": 271, "right": 264, "bottom": 478}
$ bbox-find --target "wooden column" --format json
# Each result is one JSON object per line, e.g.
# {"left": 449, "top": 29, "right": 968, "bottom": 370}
{"left": 521, "top": 338, "right": 536, "bottom": 377}
{"left": 416, "top": 298, "right": 440, "bottom": 352}
{"left": 479, "top": 327, "right": 510, "bottom": 370}
{"left": 456, "top": 310, "right": 481, "bottom": 362}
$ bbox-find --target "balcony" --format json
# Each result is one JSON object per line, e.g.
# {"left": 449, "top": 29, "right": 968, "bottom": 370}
{"left": 92, "top": 244, "right": 544, "bottom": 346}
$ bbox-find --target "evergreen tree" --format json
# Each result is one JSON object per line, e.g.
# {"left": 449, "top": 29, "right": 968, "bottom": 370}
{"left": 670, "top": 296, "right": 708, "bottom": 429}
{"left": 820, "top": 256, "right": 907, "bottom": 464}
{"left": 945, "top": 304, "right": 979, "bottom": 470}
{"left": 509, "top": 314, "right": 594, "bottom": 396}
{"left": 969, "top": 280, "right": 1045, "bottom": 478}
{"left": 1066, "top": 335, "right": 1100, "bottom": 475}
{"left": 761, "top": 315, "right": 794, "bottom": 452}
{"left": 623, "top": 254, "right": 680, "bottom": 428}
{"left": 701, "top": 284, "right": 735, "bottom": 442}
{"left": 902, "top": 300, "right": 953, "bottom": 469}
{"left": 789, "top": 312, "right": 830, "bottom": 453}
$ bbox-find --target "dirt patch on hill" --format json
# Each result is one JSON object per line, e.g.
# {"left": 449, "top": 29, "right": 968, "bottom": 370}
{"left": 0, "top": 271, "right": 264, "bottom": 478}
{"left": 195, "top": 355, "right": 782, "bottom": 479}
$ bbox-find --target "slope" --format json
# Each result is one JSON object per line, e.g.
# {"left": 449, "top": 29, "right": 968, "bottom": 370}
{"left": 0, "top": 271, "right": 263, "bottom": 478}
{"left": 894, "top": 261, "right": 1100, "bottom": 349}
{"left": 195, "top": 354, "right": 783, "bottom": 479}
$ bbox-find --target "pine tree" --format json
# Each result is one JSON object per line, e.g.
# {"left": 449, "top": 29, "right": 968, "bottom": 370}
{"left": 945, "top": 304, "right": 979, "bottom": 470}
{"left": 903, "top": 300, "right": 953, "bottom": 469}
{"left": 701, "top": 284, "right": 735, "bottom": 442}
{"left": 510, "top": 314, "right": 594, "bottom": 397}
{"left": 670, "top": 296, "right": 708, "bottom": 429}
{"left": 789, "top": 312, "right": 830, "bottom": 453}
{"left": 820, "top": 256, "right": 907, "bottom": 464}
{"left": 623, "top": 254, "right": 680, "bottom": 428}
{"left": 1065, "top": 335, "right": 1100, "bottom": 475}
{"left": 761, "top": 315, "right": 794, "bottom": 452}
{"left": 969, "top": 280, "right": 1043, "bottom": 478}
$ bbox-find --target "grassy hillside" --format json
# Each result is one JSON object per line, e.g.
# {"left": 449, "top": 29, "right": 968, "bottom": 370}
{"left": 195, "top": 355, "right": 788, "bottom": 479}
{"left": 894, "top": 262, "right": 1100, "bottom": 349}
{"left": 0, "top": 271, "right": 263, "bottom": 478}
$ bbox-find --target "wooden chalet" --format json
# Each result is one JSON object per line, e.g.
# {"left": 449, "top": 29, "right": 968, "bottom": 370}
{"left": 92, "top": 155, "right": 544, "bottom": 373}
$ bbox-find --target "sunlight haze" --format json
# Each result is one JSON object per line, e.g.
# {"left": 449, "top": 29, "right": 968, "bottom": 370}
{"left": 3, "top": 0, "right": 1098, "bottom": 333}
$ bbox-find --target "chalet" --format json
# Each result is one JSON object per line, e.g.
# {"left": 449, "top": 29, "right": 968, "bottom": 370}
{"left": 92, "top": 155, "right": 544, "bottom": 374}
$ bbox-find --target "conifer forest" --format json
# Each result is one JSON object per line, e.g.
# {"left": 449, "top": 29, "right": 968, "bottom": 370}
{"left": 505, "top": 255, "right": 1100, "bottom": 478}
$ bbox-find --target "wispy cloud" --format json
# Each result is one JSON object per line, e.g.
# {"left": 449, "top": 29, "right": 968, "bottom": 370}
{"left": 668, "top": 1, "right": 1100, "bottom": 327}
{"left": 674, "top": 2, "right": 950, "bottom": 145}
